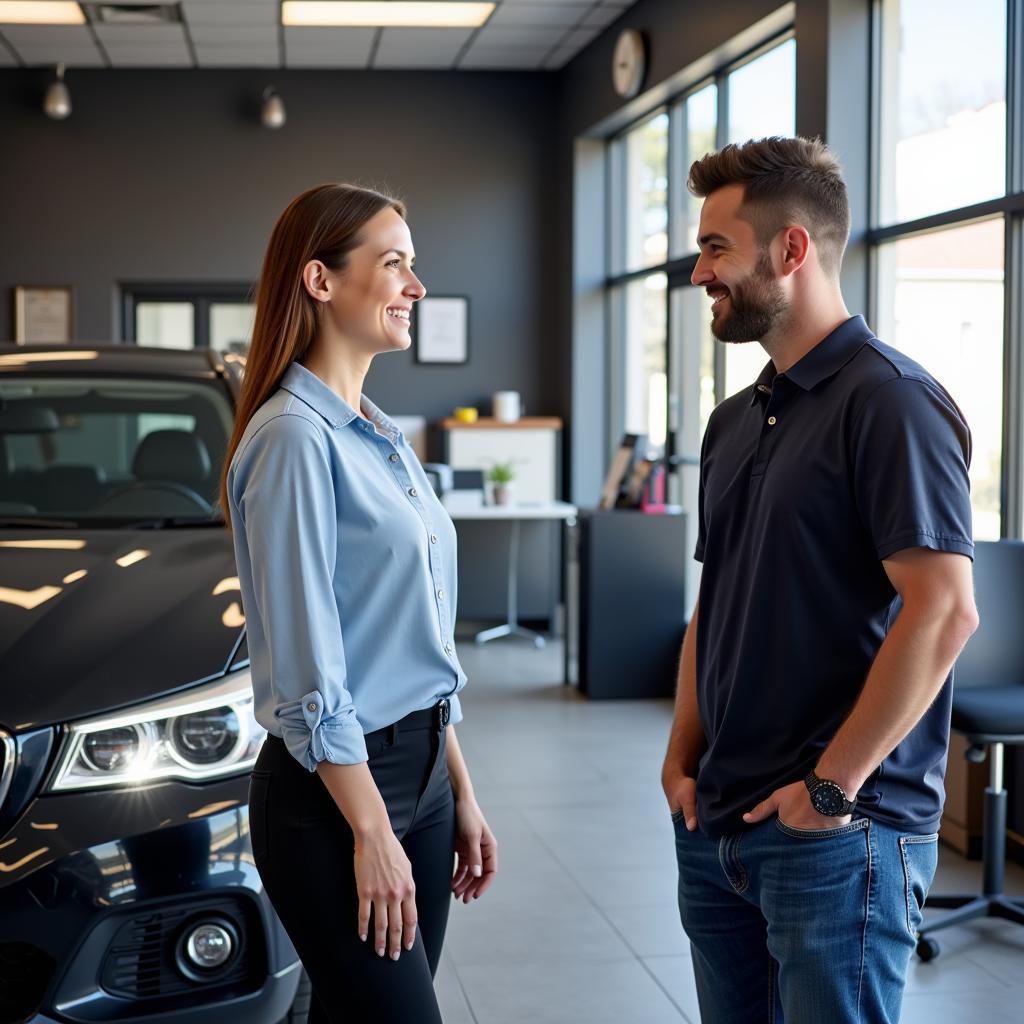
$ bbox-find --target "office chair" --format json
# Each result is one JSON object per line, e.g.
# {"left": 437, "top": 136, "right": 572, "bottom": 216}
{"left": 916, "top": 539, "right": 1024, "bottom": 961}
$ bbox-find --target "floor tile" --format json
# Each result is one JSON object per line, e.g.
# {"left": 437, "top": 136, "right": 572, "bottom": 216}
{"left": 456, "top": 959, "right": 686, "bottom": 1023}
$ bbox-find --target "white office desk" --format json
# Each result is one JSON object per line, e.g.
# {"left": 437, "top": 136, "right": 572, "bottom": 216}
{"left": 442, "top": 493, "right": 578, "bottom": 647}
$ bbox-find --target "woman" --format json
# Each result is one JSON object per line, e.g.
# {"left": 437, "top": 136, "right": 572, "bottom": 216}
{"left": 221, "top": 183, "right": 497, "bottom": 1023}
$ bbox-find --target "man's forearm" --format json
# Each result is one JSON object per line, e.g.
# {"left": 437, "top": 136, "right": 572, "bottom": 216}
{"left": 665, "top": 602, "right": 707, "bottom": 776}
{"left": 817, "top": 599, "right": 978, "bottom": 795}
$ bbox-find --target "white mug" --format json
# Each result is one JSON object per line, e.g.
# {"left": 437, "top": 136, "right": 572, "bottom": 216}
{"left": 492, "top": 391, "right": 521, "bottom": 423}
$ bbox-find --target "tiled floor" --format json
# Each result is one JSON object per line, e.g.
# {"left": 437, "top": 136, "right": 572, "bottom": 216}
{"left": 433, "top": 637, "right": 1024, "bottom": 1023}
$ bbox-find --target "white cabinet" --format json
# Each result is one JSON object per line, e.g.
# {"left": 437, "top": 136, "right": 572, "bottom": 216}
{"left": 440, "top": 418, "right": 561, "bottom": 503}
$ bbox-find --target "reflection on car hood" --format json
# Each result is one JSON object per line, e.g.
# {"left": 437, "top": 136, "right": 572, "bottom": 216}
{"left": 0, "top": 528, "right": 244, "bottom": 729}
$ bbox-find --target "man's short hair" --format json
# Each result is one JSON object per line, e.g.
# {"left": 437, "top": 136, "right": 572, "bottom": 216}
{"left": 688, "top": 136, "right": 851, "bottom": 277}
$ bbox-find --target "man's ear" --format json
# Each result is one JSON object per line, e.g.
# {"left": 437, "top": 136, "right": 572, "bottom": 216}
{"left": 778, "top": 225, "right": 811, "bottom": 277}
{"left": 301, "top": 259, "right": 332, "bottom": 303}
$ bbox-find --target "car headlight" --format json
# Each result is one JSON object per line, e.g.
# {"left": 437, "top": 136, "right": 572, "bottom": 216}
{"left": 48, "top": 667, "right": 266, "bottom": 791}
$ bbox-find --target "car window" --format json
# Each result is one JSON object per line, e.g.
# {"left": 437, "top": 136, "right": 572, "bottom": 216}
{"left": 0, "top": 376, "right": 233, "bottom": 524}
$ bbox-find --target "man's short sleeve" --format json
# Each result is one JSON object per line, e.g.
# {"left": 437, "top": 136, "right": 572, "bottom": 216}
{"left": 851, "top": 376, "right": 974, "bottom": 562}
{"left": 694, "top": 425, "right": 710, "bottom": 563}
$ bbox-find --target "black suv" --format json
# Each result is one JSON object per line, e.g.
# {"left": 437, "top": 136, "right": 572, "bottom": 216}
{"left": 0, "top": 345, "right": 307, "bottom": 1024}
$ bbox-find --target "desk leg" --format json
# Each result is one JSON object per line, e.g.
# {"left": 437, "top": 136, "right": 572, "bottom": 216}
{"left": 474, "top": 518, "right": 546, "bottom": 648}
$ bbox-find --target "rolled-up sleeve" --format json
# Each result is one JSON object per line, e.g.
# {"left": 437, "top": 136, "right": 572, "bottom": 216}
{"left": 231, "top": 413, "right": 368, "bottom": 769}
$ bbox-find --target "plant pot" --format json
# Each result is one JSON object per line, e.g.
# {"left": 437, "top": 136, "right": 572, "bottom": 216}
{"left": 492, "top": 485, "right": 513, "bottom": 506}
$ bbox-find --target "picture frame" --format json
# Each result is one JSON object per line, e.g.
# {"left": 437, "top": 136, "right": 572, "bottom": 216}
{"left": 13, "top": 286, "right": 73, "bottom": 344}
{"left": 414, "top": 295, "right": 468, "bottom": 365}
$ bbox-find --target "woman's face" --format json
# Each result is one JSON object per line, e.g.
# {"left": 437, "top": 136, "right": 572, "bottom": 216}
{"left": 321, "top": 206, "right": 426, "bottom": 354}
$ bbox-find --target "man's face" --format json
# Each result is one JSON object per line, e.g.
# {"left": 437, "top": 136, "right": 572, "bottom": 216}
{"left": 691, "top": 184, "right": 787, "bottom": 343}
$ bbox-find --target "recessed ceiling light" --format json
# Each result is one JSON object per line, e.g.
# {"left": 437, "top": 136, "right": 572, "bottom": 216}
{"left": 281, "top": 2, "right": 495, "bottom": 29}
{"left": 0, "top": 1, "right": 85, "bottom": 23}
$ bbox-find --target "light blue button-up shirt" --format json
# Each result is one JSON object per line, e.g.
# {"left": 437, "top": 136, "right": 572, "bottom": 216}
{"left": 228, "top": 361, "right": 466, "bottom": 770}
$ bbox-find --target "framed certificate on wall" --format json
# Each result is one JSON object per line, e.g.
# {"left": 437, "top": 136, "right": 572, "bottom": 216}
{"left": 414, "top": 295, "right": 468, "bottom": 365}
{"left": 13, "top": 286, "right": 73, "bottom": 343}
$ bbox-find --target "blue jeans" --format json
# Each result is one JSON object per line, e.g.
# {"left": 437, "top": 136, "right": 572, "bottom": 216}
{"left": 673, "top": 812, "right": 938, "bottom": 1023}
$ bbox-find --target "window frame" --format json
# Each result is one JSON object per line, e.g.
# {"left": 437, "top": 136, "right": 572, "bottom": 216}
{"left": 866, "top": 0, "right": 1024, "bottom": 538}
{"left": 122, "top": 282, "right": 254, "bottom": 350}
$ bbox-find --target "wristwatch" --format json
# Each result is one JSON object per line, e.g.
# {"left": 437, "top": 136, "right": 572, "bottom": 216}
{"left": 804, "top": 771, "right": 857, "bottom": 816}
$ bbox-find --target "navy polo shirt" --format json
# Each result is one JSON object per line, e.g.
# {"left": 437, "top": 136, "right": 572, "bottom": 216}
{"left": 694, "top": 315, "right": 973, "bottom": 838}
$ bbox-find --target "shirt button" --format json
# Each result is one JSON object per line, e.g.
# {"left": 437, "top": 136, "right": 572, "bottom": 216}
{"left": 767, "top": 416, "right": 777, "bottom": 426}
{"left": 437, "top": 589, "right": 445, "bottom": 601}
{"left": 408, "top": 487, "right": 418, "bottom": 497}
{"left": 430, "top": 534, "right": 438, "bottom": 544}
{"left": 307, "top": 702, "right": 317, "bottom": 712}
{"left": 444, "top": 643, "right": 453, "bottom": 655}
{"left": 388, "top": 453, "right": 399, "bottom": 463}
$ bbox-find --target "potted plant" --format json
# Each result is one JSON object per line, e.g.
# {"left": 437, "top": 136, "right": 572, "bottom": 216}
{"left": 486, "top": 460, "right": 516, "bottom": 506}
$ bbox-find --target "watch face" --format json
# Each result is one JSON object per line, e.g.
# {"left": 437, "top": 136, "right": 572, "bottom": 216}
{"left": 812, "top": 781, "right": 847, "bottom": 816}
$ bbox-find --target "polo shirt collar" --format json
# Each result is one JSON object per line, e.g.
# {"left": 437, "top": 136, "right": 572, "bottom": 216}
{"left": 279, "top": 361, "right": 403, "bottom": 443}
{"left": 746, "top": 314, "right": 875, "bottom": 405}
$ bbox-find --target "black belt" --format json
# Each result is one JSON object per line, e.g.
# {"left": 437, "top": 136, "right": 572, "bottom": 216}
{"left": 367, "top": 698, "right": 452, "bottom": 742}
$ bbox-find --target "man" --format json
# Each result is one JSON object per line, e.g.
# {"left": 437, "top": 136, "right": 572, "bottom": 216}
{"left": 661, "top": 136, "right": 978, "bottom": 1023}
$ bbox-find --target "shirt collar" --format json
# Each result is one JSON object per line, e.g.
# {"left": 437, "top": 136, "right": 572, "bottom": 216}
{"left": 747, "top": 314, "right": 875, "bottom": 405}
{"left": 279, "top": 361, "right": 403, "bottom": 443}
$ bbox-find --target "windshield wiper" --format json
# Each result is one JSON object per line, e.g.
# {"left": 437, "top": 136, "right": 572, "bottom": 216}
{"left": 0, "top": 516, "right": 80, "bottom": 529}
{"left": 124, "top": 516, "right": 226, "bottom": 529}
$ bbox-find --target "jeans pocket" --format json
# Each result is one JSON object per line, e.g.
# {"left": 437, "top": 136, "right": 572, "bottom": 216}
{"left": 774, "top": 815, "right": 870, "bottom": 839}
{"left": 671, "top": 808, "right": 686, "bottom": 825}
{"left": 247, "top": 769, "right": 272, "bottom": 867}
{"left": 900, "top": 833, "right": 938, "bottom": 936}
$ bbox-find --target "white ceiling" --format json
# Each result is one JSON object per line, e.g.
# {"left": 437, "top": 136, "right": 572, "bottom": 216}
{"left": 0, "top": 0, "right": 637, "bottom": 71}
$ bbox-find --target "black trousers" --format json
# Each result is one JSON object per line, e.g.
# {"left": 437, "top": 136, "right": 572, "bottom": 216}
{"left": 249, "top": 713, "right": 455, "bottom": 1024}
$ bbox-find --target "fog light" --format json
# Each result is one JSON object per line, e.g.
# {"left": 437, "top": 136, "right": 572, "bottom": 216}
{"left": 185, "top": 922, "right": 233, "bottom": 970}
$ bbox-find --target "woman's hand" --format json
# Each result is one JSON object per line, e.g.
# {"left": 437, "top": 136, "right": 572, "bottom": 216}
{"left": 353, "top": 824, "right": 418, "bottom": 960}
{"left": 451, "top": 797, "right": 498, "bottom": 903}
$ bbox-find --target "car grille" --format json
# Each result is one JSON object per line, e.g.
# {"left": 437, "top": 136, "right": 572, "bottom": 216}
{"left": 0, "top": 942, "right": 56, "bottom": 1022}
{"left": 100, "top": 896, "right": 262, "bottom": 1000}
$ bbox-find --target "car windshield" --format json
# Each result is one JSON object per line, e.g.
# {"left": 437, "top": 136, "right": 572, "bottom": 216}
{"left": 0, "top": 375, "right": 233, "bottom": 526}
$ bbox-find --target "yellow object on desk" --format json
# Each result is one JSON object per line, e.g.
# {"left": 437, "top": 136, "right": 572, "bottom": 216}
{"left": 453, "top": 407, "right": 479, "bottom": 424}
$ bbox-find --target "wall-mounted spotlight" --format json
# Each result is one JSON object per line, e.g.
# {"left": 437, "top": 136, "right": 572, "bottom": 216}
{"left": 260, "top": 87, "right": 286, "bottom": 130}
{"left": 43, "top": 63, "right": 72, "bottom": 120}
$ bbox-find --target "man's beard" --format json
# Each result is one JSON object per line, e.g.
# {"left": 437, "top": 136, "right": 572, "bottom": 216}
{"left": 710, "top": 250, "right": 787, "bottom": 343}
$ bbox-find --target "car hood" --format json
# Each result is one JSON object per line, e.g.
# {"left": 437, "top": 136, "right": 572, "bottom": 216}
{"left": 0, "top": 528, "right": 245, "bottom": 729}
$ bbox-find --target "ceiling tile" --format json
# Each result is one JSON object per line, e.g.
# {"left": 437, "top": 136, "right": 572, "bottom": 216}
{"left": 581, "top": 7, "right": 626, "bottom": 29}
{"left": 93, "top": 23, "right": 188, "bottom": 45}
{"left": 1, "top": 25, "right": 94, "bottom": 47}
{"left": 194, "top": 45, "right": 280, "bottom": 66}
{"left": 542, "top": 45, "right": 577, "bottom": 70}
{"left": 188, "top": 25, "right": 278, "bottom": 44}
{"left": 562, "top": 26, "right": 600, "bottom": 49}
{"left": 374, "top": 27, "right": 471, "bottom": 61}
{"left": 103, "top": 42, "right": 193, "bottom": 66}
{"left": 283, "top": 26, "right": 374, "bottom": 59}
{"left": 181, "top": 2, "right": 280, "bottom": 26}
{"left": 473, "top": 26, "right": 561, "bottom": 48}
{"left": 484, "top": 3, "right": 588, "bottom": 29}
{"left": 12, "top": 44, "right": 105, "bottom": 67}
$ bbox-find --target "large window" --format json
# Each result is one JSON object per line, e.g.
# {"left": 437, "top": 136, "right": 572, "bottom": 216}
{"left": 877, "top": 0, "right": 1006, "bottom": 226}
{"left": 606, "top": 34, "right": 797, "bottom": 464}
{"left": 872, "top": 0, "right": 1019, "bottom": 539}
{"left": 605, "top": 34, "right": 796, "bottom": 596}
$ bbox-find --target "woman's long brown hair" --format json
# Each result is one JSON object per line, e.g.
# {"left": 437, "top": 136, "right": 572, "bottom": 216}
{"left": 219, "top": 183, "right": 406, "bottom": 526}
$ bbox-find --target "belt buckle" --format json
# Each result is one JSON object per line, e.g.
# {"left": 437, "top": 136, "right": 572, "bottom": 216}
{"left": 435, "top": 698, "right": 451, "bottom": 730}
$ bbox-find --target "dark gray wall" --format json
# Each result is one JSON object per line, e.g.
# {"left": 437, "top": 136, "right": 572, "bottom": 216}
{"left": 0, "top": 68, "right": 561, "bottom": 427}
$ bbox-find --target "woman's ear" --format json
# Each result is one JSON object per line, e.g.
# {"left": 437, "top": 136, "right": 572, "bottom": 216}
{"left": 301, "top": 259, "right": 332, "bottom": 303}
